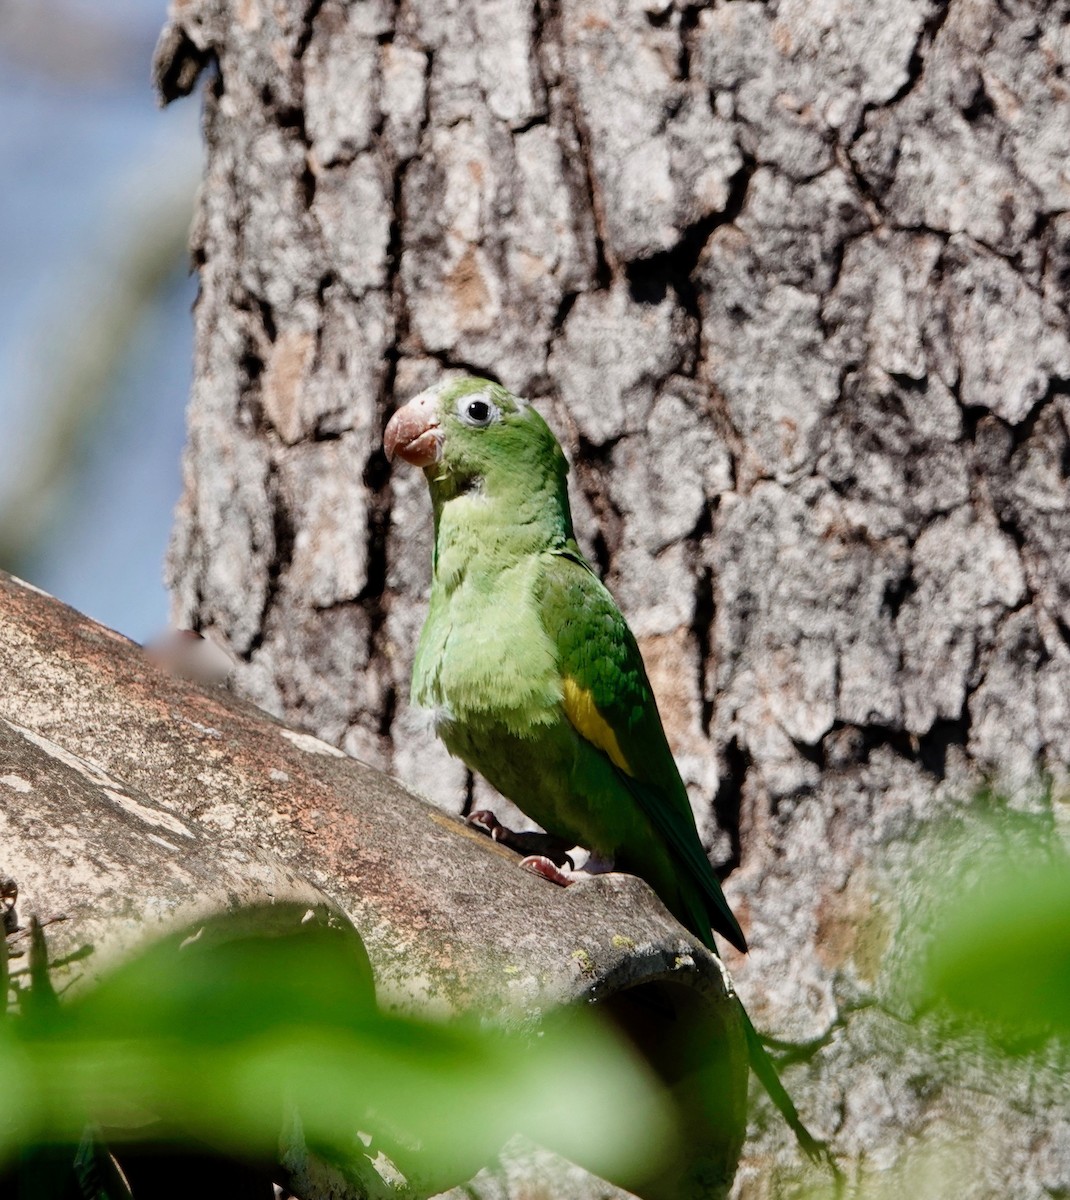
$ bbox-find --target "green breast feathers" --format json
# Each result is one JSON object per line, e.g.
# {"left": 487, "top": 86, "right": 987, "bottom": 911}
{"left": 412, "top": 546, "right": 562, "bottom": 738}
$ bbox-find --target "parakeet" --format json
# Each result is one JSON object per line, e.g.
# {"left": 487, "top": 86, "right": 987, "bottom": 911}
{"left": 385, "top": 376, "right": 822, "bottom": 1157}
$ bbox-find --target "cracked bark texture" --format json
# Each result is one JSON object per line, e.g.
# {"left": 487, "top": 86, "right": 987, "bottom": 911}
{"left": 156, "top": 0, "right": 1070, "bottom": 1195}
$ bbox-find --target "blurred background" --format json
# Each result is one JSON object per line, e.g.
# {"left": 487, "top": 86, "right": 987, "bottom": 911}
{"left": 0, "top": 0, "right": 200, "bottom": 641}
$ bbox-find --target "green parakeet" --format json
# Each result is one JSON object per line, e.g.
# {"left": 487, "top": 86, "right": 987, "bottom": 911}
{"left": 385, "top": 376, "right": 822, "bottom": 1157}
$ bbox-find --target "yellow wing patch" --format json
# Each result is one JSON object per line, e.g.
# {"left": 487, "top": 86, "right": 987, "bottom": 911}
{"left": 561, "top": 676, "right": 633, "bottom": 776}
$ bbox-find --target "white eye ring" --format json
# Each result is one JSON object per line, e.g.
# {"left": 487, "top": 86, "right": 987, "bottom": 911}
{"left": 456, "top": 392, "right": 499, "bottom": 428}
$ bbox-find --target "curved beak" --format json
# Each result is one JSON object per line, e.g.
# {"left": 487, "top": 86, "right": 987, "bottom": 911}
{"left": 384, "top": 390, "right": 444, "bottom": 468}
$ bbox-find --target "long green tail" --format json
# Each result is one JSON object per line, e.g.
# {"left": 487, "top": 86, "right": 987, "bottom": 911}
{"left": 685, "top": 897, "right": 828, "bottom": 1159}
{"left": 737, "top": 1001, "right": 831, "bottom": 1164}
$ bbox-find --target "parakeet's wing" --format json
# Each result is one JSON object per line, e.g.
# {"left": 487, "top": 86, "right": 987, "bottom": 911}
{"left": 536, "top": 549, "right": 747, "bottom": 953}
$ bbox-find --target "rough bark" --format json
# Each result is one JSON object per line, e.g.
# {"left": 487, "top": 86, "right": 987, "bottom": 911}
{"left": 0, "top": 571, "right": 747, "bottom": 1199}
{"left": 154, "top": 0, "right": 1070, "bottom": 1194}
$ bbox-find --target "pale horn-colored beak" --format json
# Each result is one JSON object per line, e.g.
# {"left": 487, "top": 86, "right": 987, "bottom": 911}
{"left": 384, "top": 390, "right": 444, "bottom": 467}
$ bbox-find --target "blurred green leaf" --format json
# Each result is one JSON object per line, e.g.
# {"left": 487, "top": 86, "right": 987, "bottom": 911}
{"left": 0, "top": 904, "right": 674, "bottom": 1194}
{"left": 921, "top": 844, "right": 1070, "bottom": 1042}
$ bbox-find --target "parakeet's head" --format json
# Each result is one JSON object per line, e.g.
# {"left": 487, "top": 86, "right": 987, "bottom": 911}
{"left": 384, "top": 377, "right": 570, "bottom": 504}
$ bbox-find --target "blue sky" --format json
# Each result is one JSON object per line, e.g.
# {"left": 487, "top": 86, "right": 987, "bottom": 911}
{"left": 0, "top": 0, "right": 201, "bottom": 640}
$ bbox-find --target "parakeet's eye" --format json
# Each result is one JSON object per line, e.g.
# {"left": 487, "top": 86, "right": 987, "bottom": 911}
{"left": 457, "top": 393, "right": 498, "bottom": 428}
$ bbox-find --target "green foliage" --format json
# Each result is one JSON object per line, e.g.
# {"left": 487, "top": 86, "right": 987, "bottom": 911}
{"left": 922, "top": 848, "right": 1070, "bottom": 1041}
{"left": 0, "top": 904, "right": 673, "bottom": 1196}
{"left": 761, "top": 797, "right": 1070, "bottom": 1200}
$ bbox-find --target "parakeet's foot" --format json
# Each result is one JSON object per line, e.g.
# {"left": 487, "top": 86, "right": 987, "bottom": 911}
{"left": 520, "top": 849, "right": 620, "bottom": 889}
{"left": 467, "top": 810, "right": 575, "bottom": 867}
{"left": 519, "top": 855, "right": 574, "bottom": 886}
{"left": 467, "top": 809, "right": 506, "bottom": 839}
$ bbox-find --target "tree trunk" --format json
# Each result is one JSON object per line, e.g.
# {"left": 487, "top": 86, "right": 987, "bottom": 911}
{"left": 155, "top": 0, "right": 1070, "bottom": 1194}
